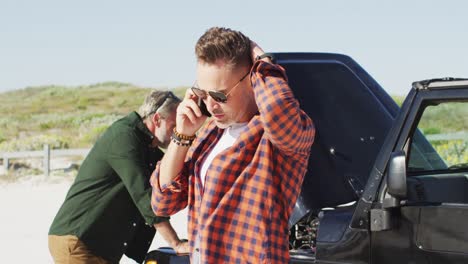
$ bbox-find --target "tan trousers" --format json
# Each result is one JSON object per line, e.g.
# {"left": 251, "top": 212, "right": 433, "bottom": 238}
{"left": 48, "top": 235, "right": 110, "bottom": 264}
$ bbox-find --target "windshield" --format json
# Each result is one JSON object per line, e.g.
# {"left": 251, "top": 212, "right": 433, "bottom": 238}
{"left": 408, "top": 101, "right": 468, "bottom": 173}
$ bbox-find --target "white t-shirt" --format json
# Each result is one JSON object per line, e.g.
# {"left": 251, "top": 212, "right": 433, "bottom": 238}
{"left": 199, "top": 122, "right": 248, "bottom": 187}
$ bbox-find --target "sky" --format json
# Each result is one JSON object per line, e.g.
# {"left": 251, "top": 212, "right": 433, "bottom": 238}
{"left": 1, "top": 0, "right": 467, "bottom": 95}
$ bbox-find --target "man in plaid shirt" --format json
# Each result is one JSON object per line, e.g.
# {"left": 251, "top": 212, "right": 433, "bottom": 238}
{"left": 151, "top": 27, "right": 315, "bottom": 263}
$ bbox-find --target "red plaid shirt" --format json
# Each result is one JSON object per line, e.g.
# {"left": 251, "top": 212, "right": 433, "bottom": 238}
{"left": 151, "top": 61, "right": 315, "bottom": 263}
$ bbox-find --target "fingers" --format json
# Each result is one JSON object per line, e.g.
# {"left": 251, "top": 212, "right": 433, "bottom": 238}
{"left": 250, "top": 40, "right": 265, "bottom": 62}
{"left": 175, "top": 89, "right": 208, "bottom": 135}
{"left": 183, "top": 88, "right": 204, "bottom": 117}
{"left": 178, "top": 98, "right": 202, "bottom": 121}
{"left": 184, "top": 86, "right": 196, "bottom": 100}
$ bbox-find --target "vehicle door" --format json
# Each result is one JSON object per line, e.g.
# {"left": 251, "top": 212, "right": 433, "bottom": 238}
{"left": 371, "top": 85, "right": 468, "bottom": 263}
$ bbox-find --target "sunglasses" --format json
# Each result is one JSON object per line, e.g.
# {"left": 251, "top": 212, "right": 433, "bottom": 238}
{"left": 191, "top": 71, "right": 250, "bottom": 103}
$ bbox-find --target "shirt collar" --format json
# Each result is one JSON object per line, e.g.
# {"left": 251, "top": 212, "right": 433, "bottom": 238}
{"left": 129, "top": 111, "right": 155, "bottom": 145}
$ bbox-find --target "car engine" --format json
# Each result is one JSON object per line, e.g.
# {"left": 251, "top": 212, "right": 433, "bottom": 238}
{"left": 289, "top": 212, "right": 319, "bottom": 254}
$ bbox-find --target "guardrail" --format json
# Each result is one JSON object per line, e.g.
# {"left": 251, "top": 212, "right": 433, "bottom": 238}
{"left": 1, "top": 132, "right": 465, "bottom": 177}
{"left": 1, "top": 144, "right": 90, "bottom": 176}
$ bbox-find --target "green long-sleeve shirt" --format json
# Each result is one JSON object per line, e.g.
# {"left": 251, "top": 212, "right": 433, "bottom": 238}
{"left": 49, "top": 112, "right": 167, "bottom": 263}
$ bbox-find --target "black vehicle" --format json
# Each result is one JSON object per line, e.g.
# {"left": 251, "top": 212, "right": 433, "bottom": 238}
{"left": 145, "top": 53, "right": 468, "bottom": 264}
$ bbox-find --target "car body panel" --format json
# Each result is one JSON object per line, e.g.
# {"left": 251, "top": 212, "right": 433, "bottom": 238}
{"left": 370, "top": 83, "right": 468, "bottom": 264}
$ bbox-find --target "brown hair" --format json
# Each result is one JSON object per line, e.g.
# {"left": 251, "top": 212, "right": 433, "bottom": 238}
{"left": 195, "top": 27, "right": 251, "bottom": 68}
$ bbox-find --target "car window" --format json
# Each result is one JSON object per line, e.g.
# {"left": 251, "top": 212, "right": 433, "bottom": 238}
{"left": 408, "top": 101, "right": 468, "bottom": 173}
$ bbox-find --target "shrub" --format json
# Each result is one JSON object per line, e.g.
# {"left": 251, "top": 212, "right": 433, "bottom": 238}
{"left": 433, "top": 140, "right": 468, "bottom": 166}
{"left": 422, "top": 127, "right": 441, "bottom": 135}
{"left": 0, "top": 134, "right": 69, "bottom": 152}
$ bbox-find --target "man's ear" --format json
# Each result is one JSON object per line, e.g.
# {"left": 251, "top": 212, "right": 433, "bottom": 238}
{"left": 150, "top": 112, "right": 161, "bottom": 127}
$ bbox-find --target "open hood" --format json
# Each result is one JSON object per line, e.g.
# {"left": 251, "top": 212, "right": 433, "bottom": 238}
{"left": 273, "top": 53, "right": 401, "bottom": 226}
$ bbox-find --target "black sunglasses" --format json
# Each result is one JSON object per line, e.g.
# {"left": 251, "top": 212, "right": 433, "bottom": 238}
{"left": 191, "top": 71, "right": 250, "bottom": 103}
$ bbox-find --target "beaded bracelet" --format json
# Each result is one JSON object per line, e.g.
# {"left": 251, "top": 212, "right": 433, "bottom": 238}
{"left": 171, "top": 128, "right": 194, "bottom": 147}
{"left": 172, "top": 128, "right": 196, "bottom": 141}
{"left": 171, "top": 136, "right": 191, "bottom": 147}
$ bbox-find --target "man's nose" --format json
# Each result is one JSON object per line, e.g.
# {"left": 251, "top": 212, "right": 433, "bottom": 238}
{"left": 205, "top": 96, "right": 219, "bottom": 110}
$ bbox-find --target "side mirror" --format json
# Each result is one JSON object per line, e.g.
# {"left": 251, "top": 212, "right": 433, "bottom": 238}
{"left": 387, "top": 151, "right": 407, "bottom": 198}
{"left": 383, "top": 151, "right": 407, "bottom": 208}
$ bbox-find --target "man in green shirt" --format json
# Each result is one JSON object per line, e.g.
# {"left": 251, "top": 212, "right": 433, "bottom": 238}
{"left": 49, "top": 90, "right": 188, "bottom": 264}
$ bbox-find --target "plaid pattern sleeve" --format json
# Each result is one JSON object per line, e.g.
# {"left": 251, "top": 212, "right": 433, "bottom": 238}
{"left": 149, "top": 163, "right": 189, "bottom": 216}
{"left": 149, "top": 121, "right": 216, "bottom": 217}
{"left": 252, "top": 60, "right": 315, "bottom": 157}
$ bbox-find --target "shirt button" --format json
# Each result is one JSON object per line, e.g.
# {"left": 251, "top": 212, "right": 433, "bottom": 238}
{"left": 150, "top": 163, "right": 153, "bottom": 166}
{"left": 133, "top": 222, "right": 137, "bottom": 227}
{"left": 123, "top": 242, "right": 127, "bottom": 247}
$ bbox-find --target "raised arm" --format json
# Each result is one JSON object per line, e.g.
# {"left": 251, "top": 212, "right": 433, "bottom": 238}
{"left": 150, "top": 88, "right": 208, "bottom": 216}
{"left": 250, "top": 42, "right": 315, "bottom": 156}
{"left": 158, "top": 88, "right": 207, "bottom": 187}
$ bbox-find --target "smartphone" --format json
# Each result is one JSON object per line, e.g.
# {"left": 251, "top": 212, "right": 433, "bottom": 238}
{"left": 198, "top": 97, "right": 211, "bottom": 117}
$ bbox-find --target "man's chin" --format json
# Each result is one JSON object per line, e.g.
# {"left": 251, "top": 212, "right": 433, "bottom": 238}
{"left": 214, "top": 120, "right": 232, "bottom": 129}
